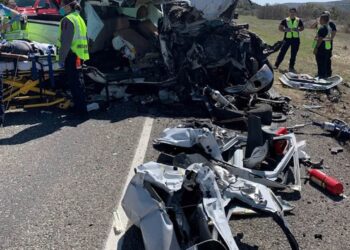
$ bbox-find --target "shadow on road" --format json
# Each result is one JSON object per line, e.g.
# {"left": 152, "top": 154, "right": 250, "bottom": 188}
{"left": 117, "top": 225, "right": 145, "bottom": 250}
{"left": 308, "top": 181, "right": 344, "bottom": 202}
{"left": 0, "top": 110, "right": 87, "bottom": 145}
{"left": 118, "top": 225, "right": 260, "bottom": 250}
{"left": 0, "top": 101, "right": 209, "bottom": 145}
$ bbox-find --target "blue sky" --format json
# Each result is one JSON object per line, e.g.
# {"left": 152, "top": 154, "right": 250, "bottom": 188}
{"left": 253, "top": 0, "right": 338, "bottom": 4}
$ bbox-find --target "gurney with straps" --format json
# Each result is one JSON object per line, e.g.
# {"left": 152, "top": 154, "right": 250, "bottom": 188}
{"left": 0, "top": 48, "right": 71, "bottom": 112}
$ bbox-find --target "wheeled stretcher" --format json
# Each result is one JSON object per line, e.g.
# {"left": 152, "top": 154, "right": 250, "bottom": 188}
{"left": 0, "top": 49, "right": 71, "bottom": 112}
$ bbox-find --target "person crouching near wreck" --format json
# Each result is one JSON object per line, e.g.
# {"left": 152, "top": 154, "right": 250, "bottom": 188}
{"left": 57, "top": 0, "right": 90, "bottom": 115}
{"left": 312, "top": 13, "right": 333, "bottom": 79}
{"left": 274, "top": 8, "right": 304, "bottom": 73}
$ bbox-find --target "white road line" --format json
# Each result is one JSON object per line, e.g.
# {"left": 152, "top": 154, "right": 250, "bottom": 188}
{"left": 104, "top": 117, "right": 154, "bottom": 250}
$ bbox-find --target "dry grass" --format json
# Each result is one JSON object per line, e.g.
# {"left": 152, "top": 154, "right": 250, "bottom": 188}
{"left": 237, "top": 15, "right": 350, "bottom": 123}
{"left": 238, "top": 15, "right": 350, "bottom": 81}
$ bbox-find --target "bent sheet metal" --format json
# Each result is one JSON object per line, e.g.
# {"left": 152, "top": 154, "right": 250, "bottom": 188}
{"left": 122, "top": 161, "right": 299, "bottom": 250}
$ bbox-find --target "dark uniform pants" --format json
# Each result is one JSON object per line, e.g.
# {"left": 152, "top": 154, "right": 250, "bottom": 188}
{"left": 275, "top": 38, "right": 300, "bottom": 69}
{"left": 316, "top": 50, "right": 332, "bottom": 78}
{"left": 326, "top": 50, "right": 332, "bottom": 77}
{"left": 65, "top": 51, "right": 87, "bottom": 114}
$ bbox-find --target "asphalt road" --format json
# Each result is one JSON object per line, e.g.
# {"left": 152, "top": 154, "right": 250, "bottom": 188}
{"left": 1, "top": 100, "right": 349, "bottom": 250}
{"left": 0, "top": 103, "right": 146, "bottom": 249}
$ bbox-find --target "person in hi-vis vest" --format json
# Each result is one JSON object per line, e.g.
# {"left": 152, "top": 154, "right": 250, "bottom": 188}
{"left": 0, "top": 2, "right": 22, "bottom": 124}
{"left": 313, "top": 13, "right": 333, "bottom": 79}
{"left": 274, "top": 8, "right": 304, "bottom": 72}
{"left": 311, "top": 11, "right": 337, "bottom": 43}
{"left": 0, "top": 2, "right": 24, "bottom": 40}
{"left": 57, "top": 0, "right": 89, "bottom": 115}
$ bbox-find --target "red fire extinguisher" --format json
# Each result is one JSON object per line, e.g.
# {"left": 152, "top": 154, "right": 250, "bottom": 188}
{"left": 308, "top": 169, "right": 344, "bottom": 196}
{"left": 276, "top": 127, "right": 288, "bottom": 135}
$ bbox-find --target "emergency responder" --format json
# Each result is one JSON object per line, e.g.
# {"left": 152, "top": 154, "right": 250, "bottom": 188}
{"left": 57, "top": 0, "right": 89, "bottom": 114}
{"left": 274, "top": 8, "right": 304, "bottom": 72}
{"left": 0, "top": 2, "right": 20, "bottom": 34}
{"left": 311, "top": 11, "right": 337, "bottom": 41}
{"left": 0, "top": 2, "right": 21, "bottom": 125}
{"left": 313, "top": 14, "right": 333, "bottom": 79}
{"left": 0, "top": 0, "right": 27, "bottom": 40}
{"left": 311, "top": 11, "right": 336, "bottom": 77}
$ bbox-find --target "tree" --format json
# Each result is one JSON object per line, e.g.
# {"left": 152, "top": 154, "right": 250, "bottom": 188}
{"left": 256, "top": 4, "right": 289, "bottom": 20}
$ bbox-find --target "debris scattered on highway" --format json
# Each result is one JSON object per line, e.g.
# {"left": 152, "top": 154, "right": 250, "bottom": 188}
{"left": 314, "top": 234, "right": 323, "bottom": 240}
{"left": 87, "top": 102, "right": 100, "bottom": 112}
{"left": 313, "top": 119, "right": 350, "bottom": 141}
{"left": 120, "top": 116, "right": 314, "bottom": 249}
{"left": 122, "top": 160, "right": 299, "bottom": 250}
{"left": 154, "top": 117, "right": 307, "bottom": 190}
{"left": 82, "top": 0, "right": 285, "bottom": 121}
{"left": 281, "top": 119, "right": 350, "bottom": 142}
{"left": 1, "top": 0, "right": 348, "bottom": 249}
{"left": 108, "top": 2, "right": 349, "bottom": 249}
{"left": 303, "top": 104, "right": 323, "bottom": 109}
{"left": 280, "top": 73, "right": 343, "bottom": 91}
{"left": 330, "top": 146, "right": 343, "bottom": 155}
{"left": 301, "top": 159, "right": 325, "bottom": 170}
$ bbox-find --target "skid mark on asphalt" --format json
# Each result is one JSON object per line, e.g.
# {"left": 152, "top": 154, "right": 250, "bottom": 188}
{"left": 104, "top": 117, "right": 154, "bottom": 250}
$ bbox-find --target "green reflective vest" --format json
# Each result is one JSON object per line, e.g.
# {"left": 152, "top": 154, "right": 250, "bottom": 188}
{"left": 2, "top": 16, "right": 28, "bottom": 41}
{"left": 57, "top": 12, "right": 89, "bottom": 61}
{"left": 285, "top": 17, "right": 299, "bottom": 39}
{"left": 312, "top": 24, "right": 332, "bottom": 50}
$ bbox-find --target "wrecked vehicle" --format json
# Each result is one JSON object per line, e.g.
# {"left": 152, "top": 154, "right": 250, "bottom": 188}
{"left": 153, "top": 116, "right": 309, "bottom": 191}
{"left": 19, "top": 0, "right": 283, "bottom": 124}
{"left": 80, "top": 0, "right": 284, "bottom": 126}
{"left": 120, "top": 116, "right": 313, "bottom": 250}
{"left": 156, "top": 1, "right": 278, "bottom": 95}
{"left": 122, "top": 161, "right": 299, "bottom": 250}
{"left": 81, "top": 0, "right": 281, "bottom": 98}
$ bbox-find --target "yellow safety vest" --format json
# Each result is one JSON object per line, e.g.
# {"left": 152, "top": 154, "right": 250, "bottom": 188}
{"left": 57, "top": 12, "right": 89, "bottom": 61}
{"left": 312, "top": 24, "right": 332, "bottom": 50}
{"left": 285, "top": 17, "right": 299, "bottom": 39}
{"left": 2, "top": 16, "right": 28, "bottom": 41}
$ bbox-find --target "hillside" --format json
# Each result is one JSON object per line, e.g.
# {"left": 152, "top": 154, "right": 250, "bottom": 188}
{"left": 284, "top": 0, "right": 350, "bottom": 10}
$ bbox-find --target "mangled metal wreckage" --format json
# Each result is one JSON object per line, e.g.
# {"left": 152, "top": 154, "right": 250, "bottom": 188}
{"left": 86, "top": 0, "right": 282, "bottom": 116}
{"left": 111, "top": 2, "right": 302, "bottom": 249}
{"left": 121, "top": 118, "right": 307, "bottom": 250}
{"left": 156, "top": 1, "right": 279, "bottom": 94}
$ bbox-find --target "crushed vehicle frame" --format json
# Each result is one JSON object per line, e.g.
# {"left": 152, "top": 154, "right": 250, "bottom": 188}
{"left": 122, "top": 161, "right": 299, "bottom": 250}
{"left": 153, "top": 119, "right": 308, "bottom": 191}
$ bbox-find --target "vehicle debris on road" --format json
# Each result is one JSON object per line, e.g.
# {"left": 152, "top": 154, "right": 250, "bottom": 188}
{"left": 122, "top": 160, "right": 299, "bottom": 250}
{"left": 120, "top": 111, "right": 347, "bottom": 249}
{"left": 278, "top": 119, "right": 350, "bottom": 142}
{"left": 0, "top": 1, "right": 348, "bottom": 249}
{"left": 330, "top": 146, "right": 343, "bottom": 154}
{"left": 82, "top": 0, "right": 286, "bottom": 125}
{"left": 280, "top": 72, "right": 343, "bottom": 91}
{"left": 119, "top": 114, "right": 313, "bottom": 250}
